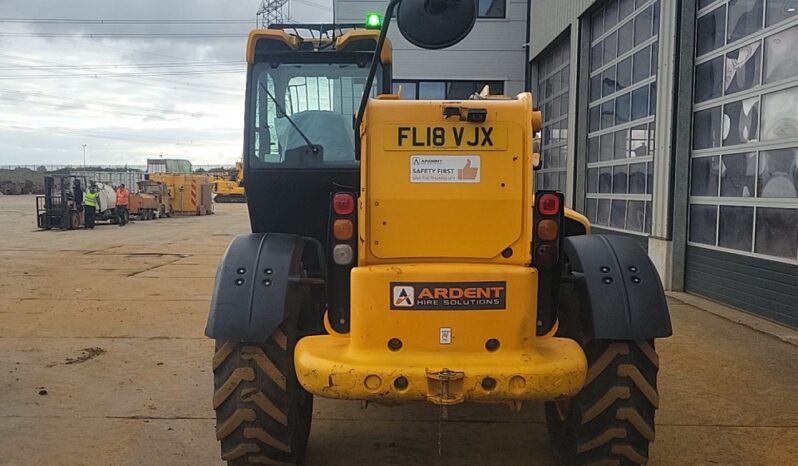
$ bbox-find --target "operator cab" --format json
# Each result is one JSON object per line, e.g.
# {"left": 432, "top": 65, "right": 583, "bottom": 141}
{"left": 244, "top": 25, "right": 392, "bottom": 240}
{"left": 243, "top": 24, "right": 392, "bottom": 332}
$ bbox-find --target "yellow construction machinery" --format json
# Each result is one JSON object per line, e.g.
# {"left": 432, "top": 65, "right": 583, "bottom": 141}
{"left": 213, "top": 161, "right": 246, "bottom": 203}
{"left": 205, "top": 4, "right": 672, "bottom": 466}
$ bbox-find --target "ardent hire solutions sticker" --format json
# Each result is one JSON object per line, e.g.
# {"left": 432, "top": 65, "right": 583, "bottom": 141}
{"left": 410, "top": 155, "right": 480, "bottom": 183}
{"left": 390, "top": 282, "right": 506, "bottom": 310}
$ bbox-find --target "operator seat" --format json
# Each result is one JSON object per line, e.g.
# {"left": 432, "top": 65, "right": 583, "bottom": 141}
{"left": 280, "top": 111, "right": 355, "bottom": 163}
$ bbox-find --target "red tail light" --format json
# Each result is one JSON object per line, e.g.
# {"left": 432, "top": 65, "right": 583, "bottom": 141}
{"left": 333, "top": 193, "right": 355, "bottom": 215}
{"left": 533, "top": 190, "right": 564, "bottom": 269}
{"left": 538, "top": 193, "right": 561, "bottom": 216}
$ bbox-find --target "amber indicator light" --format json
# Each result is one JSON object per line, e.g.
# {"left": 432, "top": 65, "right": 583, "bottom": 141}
{"left": 537, "top": 219, "right": 559, "bottom": 241}
{"left": 333, "top": 219, "right": 354, "bottom": 240}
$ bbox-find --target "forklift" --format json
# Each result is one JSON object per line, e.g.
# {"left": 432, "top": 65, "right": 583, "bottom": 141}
{"left": 205, "top": 2, "right": 672, "bottom": 465}
{"left": 36, "top": 174, "right": 86, "bottom": 230}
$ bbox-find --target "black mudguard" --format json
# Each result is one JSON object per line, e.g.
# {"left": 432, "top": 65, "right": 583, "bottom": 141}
{"left": 563, "top": 235, "right": 672, "bottom": 340}
{"left": 205, "top": 233, "right": 318, "bottom": 341}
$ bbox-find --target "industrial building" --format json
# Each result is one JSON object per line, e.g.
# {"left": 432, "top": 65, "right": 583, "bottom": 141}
{"left": 335, "top": 0, "right": 527, "bottom": 97}
{"left": 528, "top": 0, "right": 798, "bottom": 328}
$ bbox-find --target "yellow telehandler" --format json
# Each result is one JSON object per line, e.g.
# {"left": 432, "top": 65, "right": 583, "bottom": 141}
{"left": 206, "top": 4, "right": 671, "bottom": 465}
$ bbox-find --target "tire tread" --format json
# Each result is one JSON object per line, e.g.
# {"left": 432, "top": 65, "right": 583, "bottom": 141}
{"left": 212, "top": 319, "right": 312, "bottom": 466}
{"left": 547, "top": 338, "right": 660, "bottom": 466}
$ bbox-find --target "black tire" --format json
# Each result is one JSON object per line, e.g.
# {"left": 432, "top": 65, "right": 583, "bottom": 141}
{"left": 546, "top": 284, "right": 660, "bottom": 466}
{"left": 213, "top": 321, "right": 313, "bottom": 466}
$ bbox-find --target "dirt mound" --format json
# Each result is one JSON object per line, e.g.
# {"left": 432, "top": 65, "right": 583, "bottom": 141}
{"left": 0, "top": 179, "right": 42, "bottom": 194}
{"left": 0, "top": 168, "right": 45, "bottom": 194}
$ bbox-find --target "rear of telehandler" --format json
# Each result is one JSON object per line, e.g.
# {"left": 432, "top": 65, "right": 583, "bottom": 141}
{"left": 206, "top": 3, "right": 672, "bottom": 465}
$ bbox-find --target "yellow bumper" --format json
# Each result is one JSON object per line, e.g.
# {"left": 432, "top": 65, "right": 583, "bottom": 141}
{"left": 296, "top": 263, "right": 587, "bottom": 404}
{"left": 295, "top": 335, "right": 587, "bottom": 404}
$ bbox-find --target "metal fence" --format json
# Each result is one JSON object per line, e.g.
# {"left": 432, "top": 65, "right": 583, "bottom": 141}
{"left": 0, "top": 164, "right": 144, "bottom": 171}
{"left": 0, "top": 164, "right": 235, "bottom": 171}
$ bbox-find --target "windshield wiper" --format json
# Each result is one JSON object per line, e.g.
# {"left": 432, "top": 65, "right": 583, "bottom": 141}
{"left": 259, "top": 82, "right": 318, "bottom": 154}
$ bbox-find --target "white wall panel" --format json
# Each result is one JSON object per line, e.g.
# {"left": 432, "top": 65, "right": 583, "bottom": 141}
{"left": 529, "top": 0, "right": 596, "bottom": 58}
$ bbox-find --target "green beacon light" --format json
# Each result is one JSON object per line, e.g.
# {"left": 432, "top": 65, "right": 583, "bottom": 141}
{"left": 365, "top": 12, "right": 383, "bottom": 29}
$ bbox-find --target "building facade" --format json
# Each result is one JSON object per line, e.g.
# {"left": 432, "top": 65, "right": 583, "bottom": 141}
{"left": 334, "top": 0, "right": 527, "bottom": 98}
{"left": 529, "top": 0, "right": 798, "bottom": 328}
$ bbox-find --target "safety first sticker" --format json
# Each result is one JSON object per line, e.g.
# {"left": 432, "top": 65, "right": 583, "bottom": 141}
{"left": 410, "top": 155, "right": 480, "bottom": 183}
{"left": 390, "top": 282, "right": 506, "bottom": 310}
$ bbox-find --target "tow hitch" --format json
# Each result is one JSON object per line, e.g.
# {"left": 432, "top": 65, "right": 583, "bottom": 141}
{"left": 426, "top": 368, "right": 465, "bottom": 407}
{"left": 427, "top": 368, "right": 465, "bottom": 456}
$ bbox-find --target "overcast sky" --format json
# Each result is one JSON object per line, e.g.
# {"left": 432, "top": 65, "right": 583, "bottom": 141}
{"left": 0, "top": 0, "right": 331, "bottom": 166}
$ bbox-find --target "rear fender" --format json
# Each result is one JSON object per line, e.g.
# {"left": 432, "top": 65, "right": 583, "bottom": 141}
{"left": 562, "top": 234, "right": 672, "bottom": 339}
{"left": 205, "top": 233, "right": 324, "bottom": 341}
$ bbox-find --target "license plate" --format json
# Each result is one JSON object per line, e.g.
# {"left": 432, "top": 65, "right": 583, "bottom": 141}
{"left": 384, "top": 124, "right": 507, "bottom": 151}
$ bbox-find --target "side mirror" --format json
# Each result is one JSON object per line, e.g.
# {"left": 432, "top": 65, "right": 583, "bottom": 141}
{"left": 354, "top": 0, "right": 478, "bottom": 160}
{"left": 397, "top": 0, "right": 476, "bottom": 50}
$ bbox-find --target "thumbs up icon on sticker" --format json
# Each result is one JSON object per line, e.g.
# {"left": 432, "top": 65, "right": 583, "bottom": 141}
{"left": 458, "top": 158, "right": 479, "bottom": 181}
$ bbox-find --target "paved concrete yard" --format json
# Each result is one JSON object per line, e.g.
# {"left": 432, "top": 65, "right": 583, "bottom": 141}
{"left": 0, "top": 194, "right": 796, "bottom": 465}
